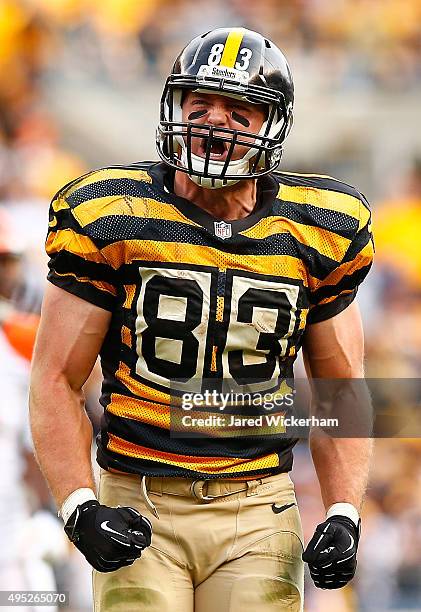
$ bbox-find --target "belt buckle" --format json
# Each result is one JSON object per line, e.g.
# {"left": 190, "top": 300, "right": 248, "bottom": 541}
{"left": 191, "top": 479, "right": 214, "bottom": 502}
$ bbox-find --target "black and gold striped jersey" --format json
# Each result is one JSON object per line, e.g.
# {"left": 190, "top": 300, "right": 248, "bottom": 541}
{"left": 46, "top": 161, "right": 374, "bottom": 479}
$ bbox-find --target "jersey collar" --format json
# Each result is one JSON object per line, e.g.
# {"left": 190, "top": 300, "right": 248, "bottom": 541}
{"left": 148, "top": 162, "right": 278, "bottom": 238}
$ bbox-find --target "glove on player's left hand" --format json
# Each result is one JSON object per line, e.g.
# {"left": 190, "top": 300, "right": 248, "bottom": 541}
{"left": 302, "top": 515, "right": 360, "bottom": 589}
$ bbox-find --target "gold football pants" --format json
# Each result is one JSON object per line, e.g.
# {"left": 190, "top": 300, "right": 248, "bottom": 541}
{"left": 93, "top": 469, "right": 304, "bottom": 611}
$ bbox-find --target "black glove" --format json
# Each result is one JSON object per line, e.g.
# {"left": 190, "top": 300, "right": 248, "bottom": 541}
{"left": 302, "top": 515, "right": 360, "bottom": 589}
{"left": 64, "top": 500, "right": 152, "bottom": 572}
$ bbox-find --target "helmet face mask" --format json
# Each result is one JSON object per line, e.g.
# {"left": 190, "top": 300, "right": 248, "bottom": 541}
{"left": 156, "top": 27, "right": 294, "bottom": 189}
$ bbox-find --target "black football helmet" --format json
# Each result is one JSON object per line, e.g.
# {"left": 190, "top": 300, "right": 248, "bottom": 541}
{"left": 156, "top": 27, "right": 294, "bottom": 189}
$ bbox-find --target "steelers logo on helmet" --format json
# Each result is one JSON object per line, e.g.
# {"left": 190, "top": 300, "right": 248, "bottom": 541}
{"left": 156, "top": 27, "right": 294, "bottom": 189}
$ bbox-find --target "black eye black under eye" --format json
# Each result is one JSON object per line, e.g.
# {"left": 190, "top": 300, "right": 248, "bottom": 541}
{"left": 231, "top": 111, "right": 250, "bottom": 127}
{"left": 188, "top": 110, "right": 207, "bottom": 120}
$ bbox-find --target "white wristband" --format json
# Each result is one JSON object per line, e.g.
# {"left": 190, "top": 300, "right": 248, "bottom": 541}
{"left": 60, "top": 488, "right": 97, "bottom": 524}
{"left": 326, "top": 502, "right": 360, "bottom": 528}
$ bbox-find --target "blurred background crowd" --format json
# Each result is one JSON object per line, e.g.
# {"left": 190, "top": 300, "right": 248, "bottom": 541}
{"left": 1, "top": 0, "right": 420, "bottom": 610}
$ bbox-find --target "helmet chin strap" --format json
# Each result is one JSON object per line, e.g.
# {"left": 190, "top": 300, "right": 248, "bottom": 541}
{"left": 180, "top": 148, "right": 251, "bottom": 189}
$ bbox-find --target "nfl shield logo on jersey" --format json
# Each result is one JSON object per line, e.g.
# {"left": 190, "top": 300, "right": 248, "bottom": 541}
{"left": 214, "top": 221, "right": 232, "bottom": 240}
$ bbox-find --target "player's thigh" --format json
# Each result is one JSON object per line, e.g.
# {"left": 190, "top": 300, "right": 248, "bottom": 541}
{"left": 93, "top": 545, "right": 193, "bottom": 612}
{"left": 94, "top": 471, "right": 193, "bottom": 612}
{"left": 194, "top": 530, "right": 303, "bottom": 612}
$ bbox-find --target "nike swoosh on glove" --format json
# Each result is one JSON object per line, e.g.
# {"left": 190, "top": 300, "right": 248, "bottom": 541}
{"left": 64, "top": 500, "right": 152, "bottom": 572}
{"left": 302, "top": 515, "right": 360, "bottom": 589}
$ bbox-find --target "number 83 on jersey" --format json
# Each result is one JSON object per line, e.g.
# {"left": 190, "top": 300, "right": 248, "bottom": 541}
{"left": 135, "top": 264, "right": 305, "bottom": 394}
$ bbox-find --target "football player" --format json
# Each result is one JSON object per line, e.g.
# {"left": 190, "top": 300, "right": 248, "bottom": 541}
{"left": 30, "top": 27, "right": 374, "bottom": 611}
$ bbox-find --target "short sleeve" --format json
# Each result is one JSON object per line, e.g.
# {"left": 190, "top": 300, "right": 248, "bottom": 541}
{"left": 46, "top": 191, "right": 118, "bottom": 311}
{"left": 307, "top": 196, "right": 374, "bottom": 324}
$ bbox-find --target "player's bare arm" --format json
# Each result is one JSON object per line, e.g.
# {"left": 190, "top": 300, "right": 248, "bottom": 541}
{"left": 29, "top": 283, "right": 111, "bottom": 507}
{"left": 303, "top": 300, "right": 373, "bottom": 511}
{"left": 30, "top": 283, "right": 152, "bottom": 572}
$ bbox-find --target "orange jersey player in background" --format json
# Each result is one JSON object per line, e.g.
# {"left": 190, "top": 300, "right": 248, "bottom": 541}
{"left": 0, "top": 207, "right": 39, "bottom": 360}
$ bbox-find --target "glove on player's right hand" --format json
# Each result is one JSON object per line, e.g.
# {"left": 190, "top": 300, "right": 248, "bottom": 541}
{"left": 64, "top": 500, "right": 152, "bottom": 572}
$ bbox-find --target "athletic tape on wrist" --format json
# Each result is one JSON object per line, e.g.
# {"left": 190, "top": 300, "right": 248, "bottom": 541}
{"left": 326, "top": 502, "right": 360, "bottom": 527}
{"left": 60, "top": 488, "right": 97, "bottom": 524}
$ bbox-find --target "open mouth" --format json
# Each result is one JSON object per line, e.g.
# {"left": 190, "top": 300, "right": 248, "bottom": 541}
{"left": 199, "top": 136, "right": 228, "bottom": 160}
